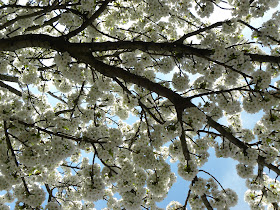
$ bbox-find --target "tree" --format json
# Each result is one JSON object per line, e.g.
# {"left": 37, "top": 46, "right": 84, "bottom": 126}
{"left": 0, "top": 0, "right": 280, "bottom": 209}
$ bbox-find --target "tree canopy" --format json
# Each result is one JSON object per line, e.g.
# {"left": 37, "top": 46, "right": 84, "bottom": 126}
{"left": 0, "top": 0, "right": 280, "bottom": 209}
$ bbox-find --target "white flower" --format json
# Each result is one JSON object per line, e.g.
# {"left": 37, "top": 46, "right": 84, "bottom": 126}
{"left": 177, "top": 160, "right": 198, "bottom": 181}
{"left": 252, "top": 70, "right": 271, "bottom": 90}
{"left": 172, "top": 72, "right": 190, "bottom": 91}
{"left": 166, "top": 201, "right": 184, "bottom": 210}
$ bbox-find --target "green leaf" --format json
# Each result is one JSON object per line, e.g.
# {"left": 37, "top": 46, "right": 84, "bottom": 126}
{"left": 35, "top": 170, "right": 41, "bottom": 175}
{"left": 109, "top": 149, "right": 114, "bottom": 157}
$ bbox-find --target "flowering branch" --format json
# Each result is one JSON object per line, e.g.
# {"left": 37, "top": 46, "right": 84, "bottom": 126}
{"left": 64, "top": 0, "right": 113, "bottom": 39}
{"left": 3, "top": 121, "right": 30, "bottom": 195}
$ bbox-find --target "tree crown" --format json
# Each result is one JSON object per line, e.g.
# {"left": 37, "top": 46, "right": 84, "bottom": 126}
{"left": 0, "top": 0, "right": 280, "bottom": 209}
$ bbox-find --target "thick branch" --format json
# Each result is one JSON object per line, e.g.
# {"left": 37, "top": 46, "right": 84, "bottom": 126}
{"left": 1, "top": 34, "right": 280, "bottom": 64}
{"left": 68, "top": 50, "right": 193, "bottom": 108}
{"left": 176, "top": 106, "right": 191, "bottom": 161}
{"left": 244, "top": 53, "right": 280, "bottom": 63}
{"left": 257, "top": 156, "right": 280, "bottom": 176}
{"left": 0, "top": 34, "right": 63, "bottom": 51}
{"left": 206, "top": 116, "right": 248, "bottom": 150}
{"left": 0, "top": 74, "right": 19, "bottom": 82}
{"left": 0, "top": 81, "right": 22, "bottom": 96}
{"left": 72, "top": 40, "right": 280, "bottom": 63}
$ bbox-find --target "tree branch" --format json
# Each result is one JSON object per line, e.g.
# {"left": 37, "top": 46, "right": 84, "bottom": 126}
{"left": 0, "top": 81, "right": 22, "bottom": 96}
{"left": 25, "top": 15, "right": 61, "bottom": 32}
{"left": 4, "top": 120, "right": 30, "bottom": 195}
{"left": 0, "top": 74, "right": 19, "bottom": 82}
{"left": 47, "top": 91, "right": 67, "bottom": 104}
{"left": 69, "top": 50, "right": 193, "bottom": 108}
{"left": 238, "top": 20, "right": 280, "bottom": 45}
{"left": 64, "top": 0, "right": 112, "bottom": 39}
{"left": 206, "top": 116, "right": 248, "bottom": 150}
{"left": 206, "top": 115, "right": 280, "bottom": 175}
{"left": 45, "top": 184, "right": 53, "bottom": 202}
{"left": 1, "top": 34, "right": 280, "bottom": 64}
{"left": 10, "top": 118, "right": 106, "bottom": 144}
{"left": 201, "top": 194, "right": 213, "bottom": 210}
{"left": 0, "top": 0, "right": 62, "bottom": 32}
{"left": 73, "top": 40, "right": 280, "bottom": 63}
{"left": 175, "top": 21, "right": 229, "bottom": 44}
{"left": 113, "top": 77, "right": 165, "bottom": 124}
{"left": 176, "top": 106, "right": 191, "bottom": 161}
